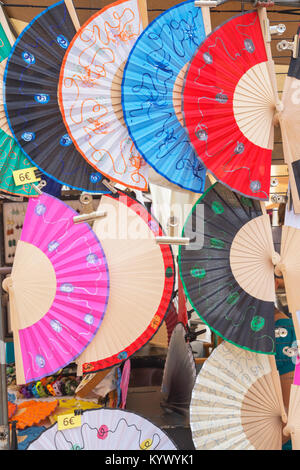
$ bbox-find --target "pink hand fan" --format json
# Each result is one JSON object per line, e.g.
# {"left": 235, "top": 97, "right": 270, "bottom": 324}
{"left": 120, "top": 359, "right": 131, "bottom": 409}
{"left": 3, "top": 193, "right": 110, "bottom": 385}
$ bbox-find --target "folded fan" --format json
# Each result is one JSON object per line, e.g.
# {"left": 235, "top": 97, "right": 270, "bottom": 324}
{"left": 122, "top": 0, "right": 210, "bottom": 193}
{"left": 3, "top": 193, "right": 109, "bottom": 384}
{"left": 58, "top": 0, "right": 149, "bottom": 191}
{"left": 3, "top": 0, "right": 109, "bottom": 193}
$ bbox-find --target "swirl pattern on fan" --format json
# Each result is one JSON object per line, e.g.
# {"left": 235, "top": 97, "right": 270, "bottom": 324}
{"left": 122, "top": 0, "right": 206, "bottom": 192}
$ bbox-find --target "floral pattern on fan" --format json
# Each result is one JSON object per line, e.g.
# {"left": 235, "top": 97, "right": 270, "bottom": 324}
{"left": 122, "top": 0, "right": 206, "bottom": 192}
{"left": 28, "top": 408, "right": 178, "bottom": 450}
{"left": 14, "top": 193, "right": 110, "bottom": 383}
{"left": 183, "top": 11, "right": 274, "bottom": 199}
{"left": 59, "top": 0, "right": 148, "bottom": 190}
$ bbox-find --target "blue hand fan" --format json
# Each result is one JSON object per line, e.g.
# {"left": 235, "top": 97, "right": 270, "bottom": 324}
{"left": 122, "top": 0, "right": 207, "bottom": 193}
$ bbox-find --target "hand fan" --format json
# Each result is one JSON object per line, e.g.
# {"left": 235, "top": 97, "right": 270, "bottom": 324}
{"left": 183, "top": 9, "right": 279, "bottom": 200}
{"left": 161, "top": 323, "right": 196, "bottom": 415}
{"left": 149, "top": 300, "right": 178, "bottom": 348}
{"left": 0, "top": 128, "right": 40, "bottom": 197}
{"left": 122, "top": 0, "right": 209, "bottom": 193}
{"left": 179, "top": 182, "right": 278, "bottom": 354}
{"left": 279, "top": 26, "right": 300, "bottom": 213}
{"left": 190, "top": 341, "right": 285, "bottom": 450}
{"left": 3, "top": 0, "right": 110, "bottom": 193}
{"left": 275, "top": 212, "right": 300, "bottom": 448}
{"left": 58, "top": 0, "right": 149, "bottom": 191}
{"left": 76, "top": 190, "right": 175, "bottom": 374}
{"left": 28, "top": 408, "right": 177, "bottom": 450}
{"left": 0, "top": 15, "right": 39, "bottom": 197}
{"left": 2, "top": 193, "right": 110, "bottom": 385}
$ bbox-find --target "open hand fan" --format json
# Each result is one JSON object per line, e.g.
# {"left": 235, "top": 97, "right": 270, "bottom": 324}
{"left": 122, "top": 0, "right": 208, "bottom": 193}
{"left": 28, "top": 408, "right": 177, "bottom": 450}
{"left": 179, "top": 182, "right": 277, "bottom": 354}
{"left": 190, "top": 341, "right": 284, "bottom": 450}
{"left": 279, "top": 26, "right": 300, "bottom": 213}
{"left": 58, "top": 0, "right": 149, "bottom": 191}
{"left": 150, "top": 300, "right": 178, "bottom": 348}
{"left": 3, "top": 193, "right": 110, "bottom": 385}
{"left": 161, "top": 323, "right": 196, "bottom": 415}
{"left": 183, "top": 9, "right": 278, "bottom": 200}
{"left": 0, "top": 128, "right": 39, "bottom": 197}
{"left": 0, "top": 16, "right": 39, "bottom": 197}
{"left": 3, "top": 0, "right": 110, "bottom": 193}
{"left": 76, "top": 190, "right": 175, "bottom": 374}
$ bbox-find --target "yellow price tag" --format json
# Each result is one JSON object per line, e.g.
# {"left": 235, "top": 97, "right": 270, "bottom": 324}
{"left": 57, "top": 412, "right": 82, "bottom": 431}
{"left": 13, "top": 167, "right": 40, "bottom": 186}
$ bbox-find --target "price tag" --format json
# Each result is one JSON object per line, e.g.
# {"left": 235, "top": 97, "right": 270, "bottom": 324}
{"left": 57, "top": 412, "right": 82, "bottom": 431}
{"left": 13, "top": 167, "right": 40, "bottom": 186}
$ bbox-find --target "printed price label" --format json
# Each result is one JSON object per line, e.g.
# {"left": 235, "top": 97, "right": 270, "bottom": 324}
{"left": 13, "top": 167, "right": 40, "bottom": 186}
{"left": 57, "top": 412, "right": 82, "bottom": 431}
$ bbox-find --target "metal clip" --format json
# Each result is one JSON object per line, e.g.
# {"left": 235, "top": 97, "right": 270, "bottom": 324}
{"left": 194, "top": 0, "right": 219, "bottom": 6}
{"left": 269, "top": 24, "right": 286, "bottom": 36}
{"left": 277, "top": 34, "right": 299, "bottom": 58}
{"left": 102, "top": 179, "right": 118, "bottom": 194}
{"left": 73, "top": 210, "right": 107, "bottom": 224}
{"left": 155, "top": 236, "right": 190, "bottom": 246}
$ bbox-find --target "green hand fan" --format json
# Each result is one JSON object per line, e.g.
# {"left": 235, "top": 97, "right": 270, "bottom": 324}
{"left": 0, "top": 14, "right": 38, "bottom": 197}
{"left": 0, "top": 128, "right": 39, "bottom": 197}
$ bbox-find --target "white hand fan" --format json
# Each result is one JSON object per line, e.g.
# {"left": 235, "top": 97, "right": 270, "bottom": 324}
{"left": 58, "top": 0, "right": 149, "bottom": 191}
{"left": 190, "top": 341, "right": 285, "bottom": 450}
{"left": 28, "top": 408, "right": 177, "bottom": 450}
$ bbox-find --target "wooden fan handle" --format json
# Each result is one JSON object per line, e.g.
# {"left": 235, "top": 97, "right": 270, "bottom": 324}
{"left": 64, "top": 0, "right": 81, "bottom": 32}
{"left": 137, "top": 0, "right": 149, "bottom": 29}
{"left": 269, "top": 355, "right": 288, "bottom": 423}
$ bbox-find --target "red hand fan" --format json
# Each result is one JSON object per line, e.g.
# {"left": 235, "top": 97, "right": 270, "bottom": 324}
{"left": 183, "top": 10, "right": 276, "bottom": 200}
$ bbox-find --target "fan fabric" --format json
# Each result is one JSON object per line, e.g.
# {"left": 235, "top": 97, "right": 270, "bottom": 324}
{"left": 7, "top": 193, "right": 110, "bottom": 384}
{"left": 179, "top": 182, "right": 276, "bottom": 354}
{"left": 190, "top": 341, "right": 283, "bottom": 450}
{"left": 58, "top": 0, "right": 148, "bottom": 191}
{"left": 183, "top": 10, "right": 274, "bottom": 200}
{"left": 0, "top": 22, "right": 14, "bottom": 136}
{"left": 122, "top": 0, "right": 206, "bottom": 192}
{"left": 28, "top": 408, "right": 177, "bottom": 450}
{"left": 3, "top": 0, "right": 109, "bottom": 193}
{"left": 161, "top": 323, "right": 196, "bottom": 412}
{"left": 76, "top": 191, "right": 175, "bottom": 373}
{"left": 0, "top": 128, "right": 39, "bottom": 197}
